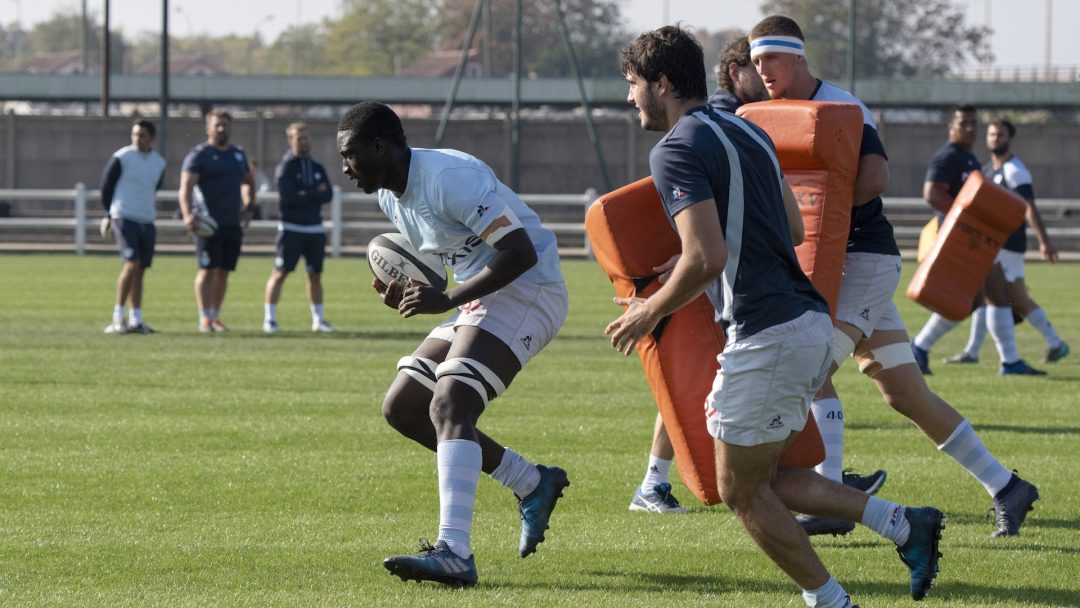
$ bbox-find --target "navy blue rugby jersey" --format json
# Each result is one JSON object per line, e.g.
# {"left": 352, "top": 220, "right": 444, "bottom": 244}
{"left": 650, "top": 104, "right": 828, "bottom": 341}
{"left": 181, "top": 143, "right": 249, "bottom": 227}
{"left": 984, "top": 156, "right": 1035, "bottom": 253}
{"left": 926, "top": 142, "right": 980, "bottom": 203}
{"left": 810, "top": 80, "right": 898, "bottom": 256}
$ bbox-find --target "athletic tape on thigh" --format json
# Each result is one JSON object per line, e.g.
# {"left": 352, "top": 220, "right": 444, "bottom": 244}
{"left": 435, "top": 357, "right": 507, "bottom": 405}
{"left": 396, "top": 356, "right": 439, "bottom": 391}
{"left": 856, "top": 342, "right": 916, "bottom": 377}
{"left": 832, "top": 331, "right": 857, "bottom": 369}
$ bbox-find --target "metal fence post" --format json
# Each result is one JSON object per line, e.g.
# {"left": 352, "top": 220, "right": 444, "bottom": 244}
{"left": 75, "top": 182, "right": 87, "bottom": 255}
{"left": 583, "top": 187, "right": 597, "bottom": 260}
{"left": 330, "top": 185, "right": 342, "bottom": 258}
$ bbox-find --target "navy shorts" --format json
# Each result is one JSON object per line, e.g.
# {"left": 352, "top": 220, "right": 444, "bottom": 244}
{"left": 196, "top": 225, "right": 243, "bottom": 270}
{"left": 113, "top": 218, "right": 156, "bottom": 267}
{"left": 274, "top": 230, "right": 326, "bottom": 273}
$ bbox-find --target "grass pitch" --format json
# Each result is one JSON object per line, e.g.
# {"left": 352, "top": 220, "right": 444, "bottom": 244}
{"left": 0, "top": 254, "right": 1077, "bottom": 607}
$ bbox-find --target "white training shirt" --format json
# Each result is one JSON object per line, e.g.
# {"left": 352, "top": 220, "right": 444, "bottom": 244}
{"left": 377, "top": 148, "right": 563, "bottom": 285}
{"left": 108, "top": 145, "right": 166, "bottom": 224}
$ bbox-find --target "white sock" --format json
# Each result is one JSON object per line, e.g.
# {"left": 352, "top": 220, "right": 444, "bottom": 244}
{"left": 963, "top": 306, "right": 987, "bottom": 357}
{"left": 987, "top": 305, "right": 1020, "bottom": 363}
{"left": 914, "top": 313, "right": 958, "bottom": 351}
{"left": 861, "top": 496, "right": 910, "bottom": 546}
{"left": 265, "top": 303, "right": 276, "bottom": 322}
{"left": 802, "top": 576, "right": 850, "bottom": 608}
{"left": 938, "top": 419, "right": 1013, "bottom": 497}
{"left": 1025, "top": 307, "right": 1062, "bottom": 349}
{"left": 311, "top": 303, "right": 325, "bottom": 321}
{"left": 112, "top": 305, "right": 125, "bottom": 323}
{"left": 642, "top": 455, "right": 673, "bottom": 490}
{"left": 810, "top": 398, "right": 844, "bottom": 482}
{"left": 129, "top": 307, "right": 142, "bottom": 325}
{"left": 490, "top": 447, "right": 540, "bottom": 498}
{"left": 436, "top": 439, "right": 482, "bottom": 559}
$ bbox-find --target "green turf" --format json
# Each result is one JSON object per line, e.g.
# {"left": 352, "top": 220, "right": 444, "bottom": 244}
{"left": 0, "top": 253, "right": 1077, "bottom": 607}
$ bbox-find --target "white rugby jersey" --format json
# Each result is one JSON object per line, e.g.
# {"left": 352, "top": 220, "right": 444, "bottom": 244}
{"left": 105, "top": 145, "right": 166, "bottom": 224}
{"left": 377, "top": 148, "right": 563, "bottom": 285}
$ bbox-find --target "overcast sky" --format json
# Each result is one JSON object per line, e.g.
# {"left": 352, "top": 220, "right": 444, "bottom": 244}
{"left": 5, "top": 0, "right": 1077, "bottom": 71}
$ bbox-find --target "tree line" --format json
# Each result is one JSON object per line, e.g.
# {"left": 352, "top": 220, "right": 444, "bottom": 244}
{"left": 0, "top": 0, "right": 989, "bottom": 81}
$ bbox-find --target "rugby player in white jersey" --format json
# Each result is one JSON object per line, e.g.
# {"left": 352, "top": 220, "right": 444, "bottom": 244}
{"left": 610, "top": 25, "right": 944, "bottom": 607}
{"left": 337, "top": 101, "right": 569, "bottom": 587}
{"left": 749, "top": 15, "right": 1039, "bottom": 539}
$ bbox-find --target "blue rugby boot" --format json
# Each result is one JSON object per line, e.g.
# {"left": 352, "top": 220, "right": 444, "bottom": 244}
{"left": 1045, "top": 341, "right": 1070, "bottom": 363}
{"left": 895, "top": 507, "right": 945, "bottom": 601}
{"left": 999, "top": 359, "right": 1046, "bottom": 376}
{"left": 383, "top": 540, "right": 478, "bottom": 587}
{"left": 842, "top": 468, "right": 887, "bottom": 495}
{"left": 517, "top": 464, "right": 570, "bottom": 558}
{"left": 629, "top": 482, "right": 690, "bottom": 513}
{"left": 990, "top": 474, "right": 1039, "bottom": 538}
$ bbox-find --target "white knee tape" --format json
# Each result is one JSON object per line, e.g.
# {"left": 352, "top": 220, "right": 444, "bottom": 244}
{"left": 397, "top": 356, "right": 439, "bottom": 392}
{"left": 435, "top": 357, "right": 507, "bottom": 406}
{"left": 856, "top": 342, "right": 917, "bottom": 377}
{"left": 832, "top": 331, "right": 857, "bottom": 369}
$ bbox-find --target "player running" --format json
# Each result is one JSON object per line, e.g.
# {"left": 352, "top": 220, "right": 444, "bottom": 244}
{"left": 337, "top": 101, "right": 569, "bottom": 587}
{"left": 750, "top": 16, "right": 1038, "bottom": 539}
{"left": 610, "top": 25, "right": 944, "bottom": 606}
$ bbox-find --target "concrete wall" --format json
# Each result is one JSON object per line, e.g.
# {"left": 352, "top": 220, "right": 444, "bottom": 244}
{"left": 2, "top": 113, "right": 1078, "bottom": 198}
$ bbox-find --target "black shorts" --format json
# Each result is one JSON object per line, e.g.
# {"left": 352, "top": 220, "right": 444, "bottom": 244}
{"left": 113, "top": 218, "right": 156, "bottom": 267}
{"left": 274, "top": 230, "right": 326, "bottom": 273}
{"left": 196, "top": 225, "right": 243, "bottom": 270}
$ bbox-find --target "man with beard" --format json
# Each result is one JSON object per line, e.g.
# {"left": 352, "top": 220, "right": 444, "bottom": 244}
{"left": 911, "top": 107, "right": 1046, "bottom": 376}
{"left": 943, "top": 118, "right": 1069, "bottom": 366}
{"left": 178, "top": 108, "right": 257, "bottom": 333}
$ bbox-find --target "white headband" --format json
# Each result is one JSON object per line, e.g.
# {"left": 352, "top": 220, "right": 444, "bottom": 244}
{"left": 749, "top": 35, "right": 806, "bottom": 59}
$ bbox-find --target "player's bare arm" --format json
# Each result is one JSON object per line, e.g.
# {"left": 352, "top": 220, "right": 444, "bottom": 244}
{"left": 240, "top": 168, "right": 257, "bottom": 226}
{"left": 178, "top": 171, "right": 200, "bottom": 232}
{"left": 923, "top": 180, "right": 953, "bottom": 214}
{"left": 606, "top": 200, "right": 726, "bottom": 355}
{"left": 397, "top": 227, "right": 538, "bottom": 319}
{"left": 1023, "top": 197, "right": 1058, "bottom": 263}
{"left": 781, "top": 178, "right": 804, "bottom": 245}
{"left": 853, "top": 153, "right": 889, "bottom": 207}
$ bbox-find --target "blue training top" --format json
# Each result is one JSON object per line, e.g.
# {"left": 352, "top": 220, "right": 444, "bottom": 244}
{"left": 181, "top": 143, "right": 249, "bottom": 227}
{"left": 650, "top": 104, "right": 828, "bottom": 341}
{"left": 276, "top": 150, "right": 333, "bottom": 231}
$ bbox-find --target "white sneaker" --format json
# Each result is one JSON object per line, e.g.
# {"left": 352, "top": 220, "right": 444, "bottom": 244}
{"left": 104, "top": 321, "right": 127, "bottom": 334}
{"left": 312, "top": 319, "right": 334, "bottom": 333}
{"left": 263, "top": 319, "right": 279, "bottom": 334}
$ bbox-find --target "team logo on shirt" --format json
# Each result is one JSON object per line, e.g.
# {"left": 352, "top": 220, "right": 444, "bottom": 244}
{"left": 766, "top": 415, "right": 784, "bottom": 430}
{"left": 476, "top": 204, "right": 490, "bottom": 216}
{"left": 234, "top": 152, "right": 244, "bottom": 163}
{"left": 672, "top": 186, "right": 688, "bottom": 201}
{"left": 520, "top": 335, "right": 533, "bottom": 350}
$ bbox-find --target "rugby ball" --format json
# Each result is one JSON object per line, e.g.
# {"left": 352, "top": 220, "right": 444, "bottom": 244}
{"left": 193, "top": 212, "right": 218, "bottom": 238}
{"left": 367, "top": 232, "right": 448, "bottom": 291}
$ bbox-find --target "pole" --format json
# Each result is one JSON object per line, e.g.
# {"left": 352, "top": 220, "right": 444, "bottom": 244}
{"left": 160, "top": 0, "right": 169, "bottom": 160}
{"left": 434, "top": 0, "right": 485, "bottom": 147}
{"left": 554, "top": 0, "right": 612, "bottom": 192}
{"left": 101, "top": 0, "right": 111, "bottom": 116}
{"left": 1044, "top": 0, "right": 1052, "bottom": 79}
{"left": 846, "top": 0, "right": 856, "bottom": 93}
{"left": 75, "top": 182, "right": 87, "bottom": 254}
{"left": 510, "top": 0, "right": 522, "bottom": 191}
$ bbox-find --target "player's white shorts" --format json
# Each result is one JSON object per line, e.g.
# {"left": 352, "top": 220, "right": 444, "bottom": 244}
{"left": 427, "top": 279, "right": 568, "bottom": 366}
{"left": 835, "top": 252, "right": 906, "bottom": 338}
{"left": 995, "top": 249, "right": 1025, "bottom": 282}
{"left": 705, "top": 310, "right": 833, "bottom": 447}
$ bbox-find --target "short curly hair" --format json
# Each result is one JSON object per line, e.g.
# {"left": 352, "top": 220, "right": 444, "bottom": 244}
{"left": 620, "top": 25, "right": 707, "bottom": 101}
{"left": 337, "top": 101, "right": 407, "bottom": 145}
{"left": 716, "top": 36, "right": 752, "bottom": 94}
